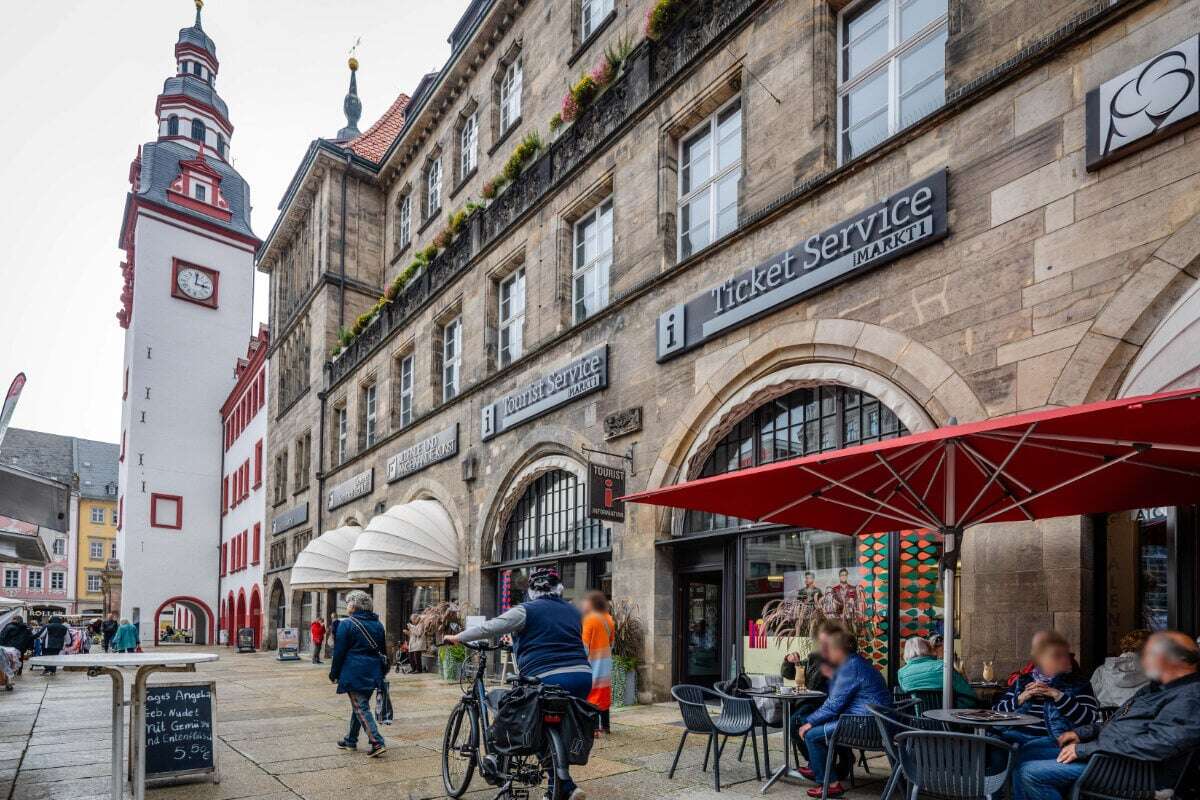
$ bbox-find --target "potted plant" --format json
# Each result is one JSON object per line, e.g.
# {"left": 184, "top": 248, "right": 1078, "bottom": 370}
{"left": 610, "top": 600, "right": 645, "bottom": 707}
{"left": 417, "top": 601, "right": 467, "bottom": 682}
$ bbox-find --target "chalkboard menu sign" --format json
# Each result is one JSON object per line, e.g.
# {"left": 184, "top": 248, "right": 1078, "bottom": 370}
{"left": 144, "top": 683, "right": 217, "bottom": 779}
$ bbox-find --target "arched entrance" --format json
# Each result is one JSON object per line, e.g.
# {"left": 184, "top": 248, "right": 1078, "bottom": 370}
{"left": 266, "top": 579, "right": 286, "bottom": 649}
{"left": 235, "top": 590, "right": 247, "bottom": 640}
{"left": 152, "top": 596, "right": 214, "bottom": 646}
{"left": 226, "top": 592, "right": 236, "bottom": 646}
{"left": 249, "top": 586, "right": 263, "bottom": 648}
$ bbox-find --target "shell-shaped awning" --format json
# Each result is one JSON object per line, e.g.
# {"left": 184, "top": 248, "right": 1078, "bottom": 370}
{"left": 290, "top": 524, "right": 368, "bottom": 590}
{"left": 347, "top": 499, "right": 459, "bottom": 581}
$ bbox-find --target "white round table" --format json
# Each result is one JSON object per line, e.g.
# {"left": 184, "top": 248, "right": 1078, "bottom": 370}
{"left": 30, "top": 652, "right": 219, "bottom": 800}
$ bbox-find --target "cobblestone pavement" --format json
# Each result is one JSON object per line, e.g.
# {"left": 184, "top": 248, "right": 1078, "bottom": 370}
{"left": 1, "top": 649, "right": 889, "bottom": 800}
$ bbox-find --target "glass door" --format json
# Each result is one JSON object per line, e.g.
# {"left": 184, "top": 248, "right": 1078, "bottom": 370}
{"left": 681, "top": 572, "right": 723, "bottom": 686}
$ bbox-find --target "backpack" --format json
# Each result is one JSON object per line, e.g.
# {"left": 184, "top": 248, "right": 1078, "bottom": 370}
{"left": 488, "top": 685, "right": 544, "bottom": 757}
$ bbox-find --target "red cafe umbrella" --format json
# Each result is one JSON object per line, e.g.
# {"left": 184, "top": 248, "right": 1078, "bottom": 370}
{"left": 623, "top": 387, "right": 1200, "bottom": 707}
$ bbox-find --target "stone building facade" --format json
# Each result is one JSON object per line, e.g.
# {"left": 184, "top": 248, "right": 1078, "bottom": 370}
{"left": 262, "top": 0, "right": 1200, "bottom": 696}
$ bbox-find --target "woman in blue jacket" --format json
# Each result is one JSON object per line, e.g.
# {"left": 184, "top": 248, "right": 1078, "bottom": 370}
{"left": 329, "top": 590, "right": 387, "bottom": 757}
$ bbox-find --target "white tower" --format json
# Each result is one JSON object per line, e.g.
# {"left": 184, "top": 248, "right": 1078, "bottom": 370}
{"left": 116, "top": 1, "right": 259, "bottom": 644}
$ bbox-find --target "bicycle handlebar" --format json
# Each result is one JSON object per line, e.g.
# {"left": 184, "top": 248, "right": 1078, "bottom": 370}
{"left": 463, "top": 640, "right": 511, "bottom": 653}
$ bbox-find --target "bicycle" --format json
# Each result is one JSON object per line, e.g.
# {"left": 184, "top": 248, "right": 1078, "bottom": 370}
{"left": 441, "top": 641, "right": 576, "bottom": 800}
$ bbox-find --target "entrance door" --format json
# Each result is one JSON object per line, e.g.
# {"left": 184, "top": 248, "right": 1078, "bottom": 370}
{"left": 680, "top": 572, "right": 723, "bottom": 686}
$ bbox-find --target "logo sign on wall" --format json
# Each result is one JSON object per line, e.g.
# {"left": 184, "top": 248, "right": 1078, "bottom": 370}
{"left": 481, "top": 345, "right": 608, "bottom": 440}
{"left": 1086, "top": 35, "right": 1200, "bottom": 170}
{"left": 588, "top": 462, "right": 626, "bottom": 523}
{"left": 386, "top": 424, "right": 459, "bottom": 483}
{"left": 657, "top": 170, "right": 948, "bottom": 361}
{"left": 271, "top": 503, "right": 308, "bottom": 535}
{"left": 327, "top": 469, "right": 374, "bottom": 511}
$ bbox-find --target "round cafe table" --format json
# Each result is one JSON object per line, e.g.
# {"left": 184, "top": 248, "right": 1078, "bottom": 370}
{"left": 30, "top": 652, "right": 219, "bottom": 800}
{"left": 923, "top": 707, "right": 1041, "bottom": 736}
{"left": 742, "top": 688, "right": 826, "bottom": 793}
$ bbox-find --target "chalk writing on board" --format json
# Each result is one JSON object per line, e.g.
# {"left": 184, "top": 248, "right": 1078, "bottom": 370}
{"left": 144, "top": 685, "right": 215, "bottom": 776}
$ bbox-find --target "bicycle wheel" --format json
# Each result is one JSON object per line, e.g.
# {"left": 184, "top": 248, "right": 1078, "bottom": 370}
{"left": 543, "top": 727, "right": 570, "bottom": 800}
{"left": 441, "top": 702, "right": 477, "bottom": 797}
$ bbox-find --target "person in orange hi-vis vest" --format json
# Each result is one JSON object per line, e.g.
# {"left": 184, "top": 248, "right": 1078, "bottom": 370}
{"left": 579, "top": 590, "right": 615, "bottom": 733}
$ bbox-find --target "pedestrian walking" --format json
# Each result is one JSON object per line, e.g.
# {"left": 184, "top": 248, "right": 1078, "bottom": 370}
{"left": 111, "top": 619, "right": 138, "bottom": 653}
{"left": 37, "top": 617, "right": 69, "bottom": 674}
{"left": 405, "top": 613, "right": 426, "bottom": 673}
{"left": 101, "top": 613, "right": 119, "bottom": 653}
{"left": 329, "top": 590, "right": 387, "bottom": 757}
{"left": 579, "top": 591, "right": 615, "bottom": 734}
{"left": 310, "top": 616, "right": 326, "bottom": 664}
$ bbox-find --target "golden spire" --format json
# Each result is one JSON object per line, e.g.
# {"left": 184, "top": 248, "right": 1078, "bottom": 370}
{"left": 348, "top": 57, "right": 359, "bottom": 72}
{"left": 193, "top": 0, "right": 204, "bottom": 27}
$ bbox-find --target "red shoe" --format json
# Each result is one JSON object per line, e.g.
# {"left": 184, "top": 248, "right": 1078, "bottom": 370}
{"left": 808, "top": 783, "right": 845, "bottom": 798}
{"left": 797, "top": 766, "right": 816, "bottom": 780}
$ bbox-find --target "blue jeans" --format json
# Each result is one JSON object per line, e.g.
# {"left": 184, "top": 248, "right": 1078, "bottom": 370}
{"left": 803, "top": 721, "right": 841, "bottom": 784}
{"left": 346, "top": 690, "right": 384, "bottom": 748}
{"left": 1015, "top": 757, "right": 1085, "bottom": 800}
{"left": 538, "top": 671, "right": 591, "bottom": 796}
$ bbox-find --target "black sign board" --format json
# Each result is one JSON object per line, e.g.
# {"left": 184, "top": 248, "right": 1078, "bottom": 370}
{"left": 481, "top": 346, "right": 608, "bottom": 441}
{"left": 236, "top": 627, "right": 256, "bottom": 653}
{"left": 272, "top": 502, "right": 307, "bottom": 535}
{"left": 144, "top": 683, "right": 216, "bottom": 779}
{"left": 588, "top": 462, "right": 626, "bottom": 523}
{"left": 657, "top": 170, "right": 949, "bottom": 361}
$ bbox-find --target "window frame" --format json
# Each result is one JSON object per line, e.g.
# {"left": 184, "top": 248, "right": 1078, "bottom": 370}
{"left": 90, "top": 540, "right": 104, "bottom": 560}
{"left": 363, "top": 382, "right": 378, "bottom": 448}
{"left": 572, "top": 198, "right": 614, "bottom": 323}
{"left": 442, "top": 316, "right": 463, "bottom": 402}
{"left": 27, "top": 570, "right": 42, "bottom": 590}
{"left": 676, "top": 96, "right": 743, "bottom": 261}
{"left": 460, "top": 112, "right": 478, "bottom": 180}
{"left": 87, "top": 574, "right": 103, "bottom": 593}
{"left": 835, "top": 0, "right": 948, "bottom": 165}
{"left": 50, "top": 571, "right": 65, "bottom": 591}
{"left": 396, "top": 193, "right": 412, "bottom": 251}
{"left": 52, "top": 538, "right": 66, "bottom": 556}
{"left": 498, "top": 268, "right": 526, "bottom": 368}
{"left": 335, "top": 406, "right": 349, "bottom": 465}
{"left": 191, "top": 118, "right": 206, "bottom": 144}
{"left": 500, "top": 59, "right": 523, "bottom": 134}
{"left": 426, "top": 157, "right": 443, "bottom": 219}
{"left": 149, "top": 493, "right": 184, "bottom": 530}
{"left": 3, "top": 569, "right": 17, "bottom": 589}
{"left": 398, "top": 354, "right": 414, "bottom": 428}
{"left": 581, "top": 0, "right": 615, "bottom": 41}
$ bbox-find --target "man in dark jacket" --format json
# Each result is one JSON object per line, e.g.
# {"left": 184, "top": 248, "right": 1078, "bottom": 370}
{"left": 38, "top": 617, "right": 69, "bottom": 674}
{"left": 101, "top": 613, "right": 119, "bottom": 653}
{"left": 329, "top": 590, "right": 387, "bottom": 757}
{"left": 1014, "top": 631, "right": 1200, "bottom": 800}
{"left": 0, "top": 616, "right": 34, "bottom": 655}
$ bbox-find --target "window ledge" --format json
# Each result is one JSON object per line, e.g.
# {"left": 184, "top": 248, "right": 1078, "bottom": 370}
{"left": 487, "top": 117, "right": 524, "bottom": 157}
{"left": 450, "top": 166, "right": 478, "bottom": 201}
{"left": 390, "top": 242, "right": 412, "bottom": 267}
{"left": 568, "top": 10, "right": 617, "bottom": 68}
{"left": 418, "top": 210, "right": 442, "bottom": 236}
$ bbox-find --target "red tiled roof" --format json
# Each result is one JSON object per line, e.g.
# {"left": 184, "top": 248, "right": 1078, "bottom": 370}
{"left": 348, "top": 92, "right": 411, "bottom": 162}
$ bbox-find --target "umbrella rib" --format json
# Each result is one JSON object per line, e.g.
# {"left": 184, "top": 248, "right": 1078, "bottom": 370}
{"left": 974, "top": 433, "right": 1200, "bottom": 479}
{"left": 986, "top": 430, "right": 1200, "bottom": 455}
{"left": 872, "top": 452, "right": 946, "bottom": 529}
{"left": 794, "top": 464, "right": 940, "bottom": 529}
{"left": 958, "top": 425, "right": 1037, "bottom": 522}
{"left": 850, "top": 447, "right": 944, "bottom": 536}
{"left": 957, "top": 443, "right": 1036, "bottom": 522}
{"left": 969, "top": 448, "right": 1142, "bottom": 526}
{"left": 810, "top": 493, "right": 936, "bottom": 531}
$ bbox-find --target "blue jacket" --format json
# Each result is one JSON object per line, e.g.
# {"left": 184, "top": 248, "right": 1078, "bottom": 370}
{"left": 994, "top": 670, "right": 1097, "bottom": 739}
{"left": 806, "top": 653, "right": 892, "bottom": 727}
{"left": 329, "top": 611, "right": 385, "bottom": 694}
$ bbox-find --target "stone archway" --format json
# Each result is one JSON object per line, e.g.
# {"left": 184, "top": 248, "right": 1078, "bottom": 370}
{"left": 479, "top": 448, "right": 590, "bottom": 567}
{"left": 152, "top": 596, "right": 214, "bottom": 646}
{"left": 266, "top": 579, "right": 286, "bottom": 650}
{"left": 249, "top": 586, "right": 263, "bottom": 648}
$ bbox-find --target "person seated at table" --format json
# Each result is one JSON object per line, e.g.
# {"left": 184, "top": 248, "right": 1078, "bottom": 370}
{"left": 795, "top": 623, "right": 892, "bottom": 798}
{"left": 1007, "top": 629, "right": 1082, "bottom": 687}
{"left": 1089, "top": 628, "right": 1151, "bottom": 708}
{"left": 1013, "top": 631, "right": 1200, "bottom": 800}
{"left": 897, "top": 636, "right": 979, "bottom": 707}
{"left": 993, "top": 630, "right": 1098, "bottom": 758}
{"left": 782, "top": 648, "right": 832, "bottom": 707}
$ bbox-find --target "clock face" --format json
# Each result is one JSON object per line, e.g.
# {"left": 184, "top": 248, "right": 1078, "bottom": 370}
{"left": 176, "top": 267, "right": 215, "bottom": 301}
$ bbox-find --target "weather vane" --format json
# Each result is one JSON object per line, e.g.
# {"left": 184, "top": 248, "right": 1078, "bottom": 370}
{"left": 348, "top": 36, "right": 362, "bottom": 71}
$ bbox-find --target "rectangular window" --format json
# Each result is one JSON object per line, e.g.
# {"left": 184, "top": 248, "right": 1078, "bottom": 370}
{"left": 336, "top": 406, "right": 348, "bottom": 465}
{"left": 91, "top": 507, "right": 105, "bottom": 524}
{"left": 427, "top": 158, "right": 442, "bottom": 217}
{"left": 50, "top": 572, "right": 64, "bottom": 591}
{"left": 364, "top": 383, "right": 378, "bottom": 447}
{"left": 678, "top": 98, "right": 742, "bottom": 260}
{"left": 460, "top": 112, "right": 478, "bottom": 179}
{"left": 87, "top": 574, "right": 102, "bottom": 593}
{"left": 220, "top": 542, "right": 228, "bottom": 576}
{"left": 90, "top": 540, "right": 104, "bottom": 560}
{"left": 442, "top": 317, "right": 462, "bottom": 402}
{"left": 111, "top": 541, "right": 117, "bottom": 558}
{"left": 52, "top": 538, "right": 65, "bottom": 557}
{"left": 398, "top": 354, "right": 414, "bottom": 428}
{"left": 195, "top": 184, "right": 207, "bottom": 202}
{"left": 581, "top": 0, "right": 614, "bottom": 39}
{"left": 252, "top": 523, "right": 261, "bottom": 565}
{"left": 254, "top": 439, "right": 263, "bottom": 488}
{"left": 573, "top": 199, "right": 613, "bottom": 323}
{"left": 499, "top": 268, "right": 526, "bottom": 367}
{"left": 4, "top": 569, "right": 18, "bottom": 589}
{"left": 111, "top": 509, "right": 118, "bottom": 525}
{"left": 149, "top": 493, "right": 183, "bottom": 530}
{"left": 838, "top": 0, "right": 947, "bottom": 163}
{"left": 500, "top": 60, "right": 523, "bottom": 133}
{"left": 27, "top": 570, "right": 42, "bottom": 590}
{"left": 397, "top": 194, "right": 411, "bottom": 249}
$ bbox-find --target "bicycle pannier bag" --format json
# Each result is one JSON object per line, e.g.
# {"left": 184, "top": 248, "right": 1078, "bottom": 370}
{"left": 488, "top": 685, "right": 544, "bottom": 756}
{"left": 559, "top": 696, "right": 600, "bottom": 765}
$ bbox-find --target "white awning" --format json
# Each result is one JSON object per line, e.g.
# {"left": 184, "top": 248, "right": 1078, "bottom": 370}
{"left": 289, "top": 524, "right": 369, "bottom": 590}
{"left": 347, "top": 499, "right": 459, "bottom": 581}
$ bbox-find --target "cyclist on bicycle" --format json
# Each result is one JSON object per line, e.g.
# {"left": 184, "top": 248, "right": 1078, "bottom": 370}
{"left": 446, "top": 566, "right": 590, "bottom": 800}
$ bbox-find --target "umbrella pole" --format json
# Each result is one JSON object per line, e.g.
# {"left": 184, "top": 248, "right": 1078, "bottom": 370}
{"left": 942, "top": 527, "right": 958, "bottom": 710}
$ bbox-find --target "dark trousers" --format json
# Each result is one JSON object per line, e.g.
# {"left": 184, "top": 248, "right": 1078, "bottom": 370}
{"left": 408, "top": 651, "right": 423, "bottom": 672}
{"left": 597, "top": 708, "right": 611, "bottom": 732}
{"left": 346, "top": 690, "right": 384, "bottom": 748}
{"left": 312, "top": 641, "right": 323, "bottom": 663}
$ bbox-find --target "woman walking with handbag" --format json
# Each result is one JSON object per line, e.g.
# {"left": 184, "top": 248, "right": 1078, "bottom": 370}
{"left": 329, "top": 590, "right": 387, "bottom": 757}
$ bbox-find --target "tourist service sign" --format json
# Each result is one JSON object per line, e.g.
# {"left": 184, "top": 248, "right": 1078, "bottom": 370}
{"left": 481, "top": 345, "right": 608, "bottom": 440}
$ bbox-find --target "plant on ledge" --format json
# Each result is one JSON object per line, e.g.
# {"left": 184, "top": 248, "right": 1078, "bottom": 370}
{"left": 554, "top": 36, "right": 630, "bottom": 130}
{"left": 644, "top": 0, "right": 690, "bottom": 40}
{"left": 481, "top": 132, "right": 546, "bottom": 200}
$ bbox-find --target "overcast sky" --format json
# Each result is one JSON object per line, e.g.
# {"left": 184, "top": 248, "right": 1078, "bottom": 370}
{"left": 0, "top": 0, "right": 468, "bottom": 444}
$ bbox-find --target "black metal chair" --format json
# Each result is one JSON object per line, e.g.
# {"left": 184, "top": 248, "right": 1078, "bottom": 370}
{"left": 869, "top": 703, "right": 948, "bottom": 800}
{"left": 715, "top": 678, "right": 779, "bottom": 774}
{"left": 1069, "top": 751, "right": 1196, "bottom": 800}
{"left": 895, "top": 731, "right": 1016, "bottom": 800}
{"left": 903, "top": 688, "right": 945, "bottom": 713}
{"left": 668, "top": 684, "right": 761, "bottom": 792}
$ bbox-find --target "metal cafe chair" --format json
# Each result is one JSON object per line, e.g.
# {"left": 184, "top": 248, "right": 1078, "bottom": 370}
{"left": 869, "top": 703, "right": 947, "bottom": 800}
{"left": 1070, "top": 750, "right": 1196, "bottom": 800}
{"left": 668, "top": 684, "right": 761, "bottom": 792}
{"left": 894, "top": 731, "right": 1016, "bottom": 800}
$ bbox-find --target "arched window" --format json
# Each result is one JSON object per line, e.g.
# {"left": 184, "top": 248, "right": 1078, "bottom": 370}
{"left": 501, "top": 470, "right": 607, "bottom": 562}
{"left": 167, "top": 115, "right": 179, "bottom": 136}
{"left": 684, "top": 385, "right": 907, "bottom": 534}
{"left": 191, "top": 119, "right": 206, "bottom": 144}
{"left": 216, "top": 133, "right": 226, "bottom": 159}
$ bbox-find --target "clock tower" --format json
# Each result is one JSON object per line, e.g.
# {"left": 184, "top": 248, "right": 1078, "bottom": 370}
{"left": 116, "top": 1, "right": 259, "bottom": 644}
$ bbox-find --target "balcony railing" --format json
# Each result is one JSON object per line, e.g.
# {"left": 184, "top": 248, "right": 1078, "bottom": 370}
{"left": 326, "top": 0, "right": 764, "bottom": 390}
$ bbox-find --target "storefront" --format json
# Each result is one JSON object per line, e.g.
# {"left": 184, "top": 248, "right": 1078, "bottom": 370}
{"left": 664, "top": 384, "right": 943, "bottom": 687}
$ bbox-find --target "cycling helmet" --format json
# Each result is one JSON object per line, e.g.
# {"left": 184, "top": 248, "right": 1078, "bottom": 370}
{"left": 528, "top": 566, "right": 561, "bottom": 594}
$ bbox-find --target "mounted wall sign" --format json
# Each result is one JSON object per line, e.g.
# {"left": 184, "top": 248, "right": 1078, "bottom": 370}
{"left": 386, "top": 424, "right": 459, "bottom": 483}
{"left": 657, "top": 169, "right": 949, "bottom": 362}
{"left": 481, "top": 345, "right": 608, "bottom": 441}
{"left": 1086, "top": 35, "right": 1200, "bottom": 170}
{"left": 588, "top": 462, "right": 626, "bottom": 523}
{"left": 327, "top": 468, "right": 373, "bottom": 511}
{"left": 271, "top": 502, "right": 307, "bottom": 536}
